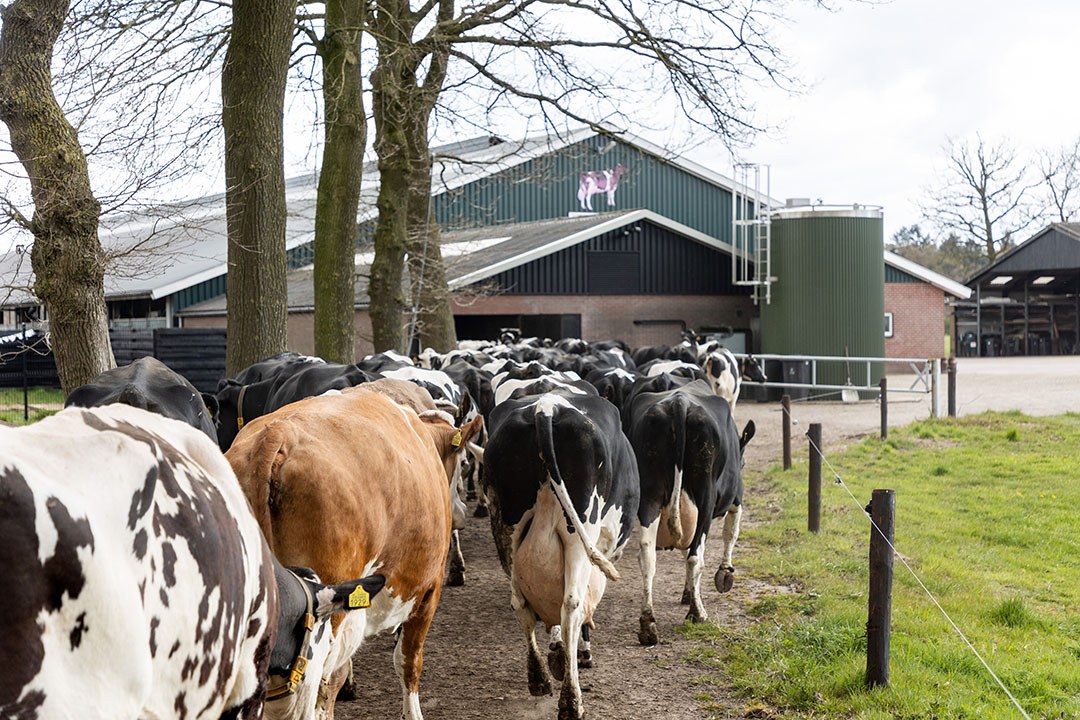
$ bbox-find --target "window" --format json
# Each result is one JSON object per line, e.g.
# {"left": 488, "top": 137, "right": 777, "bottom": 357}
{"left": 884, "top": 312, "right": 894, "bottom": 338}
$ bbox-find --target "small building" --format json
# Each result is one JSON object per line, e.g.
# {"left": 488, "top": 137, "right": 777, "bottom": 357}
{"left": 957, "top": 223, "right": 1080, "bottom": 356}
{"left": 884, "top": 250, "right": 972, "bottom": 361}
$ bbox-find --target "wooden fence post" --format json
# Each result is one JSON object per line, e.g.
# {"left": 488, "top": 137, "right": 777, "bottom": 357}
{"left": 866, "top": 489, "right": 895, "bottom": 688}
{"left": 947, "top": 358, "right": 957, "bottom": 417}
{"left": 808, "top": 423, "right": 822, "bottom": 533}
{"left": 879, "top": 377, "right": 887, "bottom": 440}
{"left": 782, "top": 394, "right": 792, "bottom": 470}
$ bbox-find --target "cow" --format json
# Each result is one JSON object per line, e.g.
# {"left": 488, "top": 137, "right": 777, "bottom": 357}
{"left": 0, "top": 404, "right": 381, "bottom": 720}
{"left": 227, "top": 388, "right": 482, "bottom": 720}
{"left": 220, "top": 351, "right": 326, "bottom": 388}
{"left": 640, "top": 358, "right": 709, "bottom": 383}
{"left": 214, "top": 363, "right": 376, "bottom": 452}
{"left": 483, "top": 389, "right": 639, "bottom": 720}
{"left": 699, "top": 348, "right": 768, "bottom": 408}
{"left": 584, "top": 366, "right": 640, "bottom": 413}
{"left": 625, "top": 379, "right": 755, "bottom": 646}
{"left": 65, "top": 356, "right": 219, "bottom": 443}
{"left": 577, "top": 163, "right": 627, "bottom": 211}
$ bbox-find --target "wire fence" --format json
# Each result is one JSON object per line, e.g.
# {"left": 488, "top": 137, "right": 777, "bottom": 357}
{"left": 780, "top": 401, "right": 1033, "bottom": 719}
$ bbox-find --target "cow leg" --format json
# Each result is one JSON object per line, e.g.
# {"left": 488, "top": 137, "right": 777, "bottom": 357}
{"left": 714, "top": 504, "right": 742, "bottom": 593}
{"left": 336, "top": 662, "right": 357, "bottom": 701}
{"left": 685, "top": 533, "right": 708, "bottom": 623}
{"left": 578, "top": 625, "right": 593, "bottom": 669}
{"left": 394, "top": 587, "right": 441, "bottom": 720}
{"left": 558, "top": 541, "right": 591, "bottom": 720}
{"left": 464, "top": 457, "right": 477, "bottom": 501}
{"left": 511, "top": 579, "right": 552, "bottom": 696}
{"left": 637, "top": 518, "right": 660, "bottom": 646}
{"left": 447, "top": 530, "right": 465, "bottom": 587}
{"left": 547, "top": 624, "right": 565, "bottom": 681}
{"left": 680, "top": 548, "right": 695, "bottom": 605}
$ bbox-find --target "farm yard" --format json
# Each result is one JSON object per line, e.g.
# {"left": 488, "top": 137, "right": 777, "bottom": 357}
{"left": 333, "top": 356, "right": 1080, "bottom": 720}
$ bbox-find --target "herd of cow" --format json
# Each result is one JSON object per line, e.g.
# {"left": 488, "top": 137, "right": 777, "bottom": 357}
{"left": 1, "top": 331, "right": 765, "bottom": 720}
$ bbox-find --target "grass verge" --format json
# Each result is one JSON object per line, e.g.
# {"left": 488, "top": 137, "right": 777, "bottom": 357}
{"left": 685, "top": 411, "right": 1080, "bottom": 718}
{"left": 0, "top": 386, "right": 64, "bottom": 425}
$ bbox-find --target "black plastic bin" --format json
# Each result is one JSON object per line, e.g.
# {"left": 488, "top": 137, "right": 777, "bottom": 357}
{"left": 781, "top": 360, "right": 811, "bottom": 401}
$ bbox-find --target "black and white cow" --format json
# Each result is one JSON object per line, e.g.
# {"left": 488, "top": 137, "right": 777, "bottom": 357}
{"left": 220, "top": 351, "right": 326, "bottom": 388}
{"left": 65, "top": 357, "right": 219, "bottom": 443}
{"left": 640, "top": 358, "right": 708, "bottom": 383}
{"left": 584, "top": 366, "right": 641, "bottom": 413}
{"left": 0, "top": 404, "right": 382, "bottom": 720}
{"left": 483, "top": 389, "right": 639, "bottom": 720}
{"left": 625, "top": 379, "right": 754, "bottom": 645}
{"left": 698, "top": 348, "right": 768, "bottom": 408}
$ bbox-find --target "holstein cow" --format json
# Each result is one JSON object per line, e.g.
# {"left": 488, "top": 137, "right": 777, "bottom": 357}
{"left": 625, "top": 379, "right": 754, "bottom": 645}
{"left": 699, "top": 348, "right": 768, "bottom": 408}
{"left": 66, "top": 356, "right": 219, "bottom": 442}
{"left": 484, "top": 388, "right": 639, "bottom": 720}
{"left": 0, "top": 405, "right": 381, "bottom": 720}
{"left": 227, "top": 388, "right": 482, "bottom": 720}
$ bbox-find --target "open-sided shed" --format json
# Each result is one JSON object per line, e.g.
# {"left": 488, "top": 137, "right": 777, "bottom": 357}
{"left": 958, "top": 223, "right": 1080, "bottom": 356}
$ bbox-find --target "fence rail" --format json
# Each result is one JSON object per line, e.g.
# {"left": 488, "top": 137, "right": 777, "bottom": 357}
{"left": 733, "top": 352, "right": 934, "bottom": 395}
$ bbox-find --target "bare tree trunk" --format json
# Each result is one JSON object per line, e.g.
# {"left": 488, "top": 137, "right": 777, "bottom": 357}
{"left": 221, "top": 0, "right": 295, "bottom": 375}
{"left": 0, "top": 0, "right": 115, "bottom": 395}
{"left": 313, "top": 0, "right": 365, "bottom": 363}
{"left": 407, "top": 165, "right": 456, "bottom": 352}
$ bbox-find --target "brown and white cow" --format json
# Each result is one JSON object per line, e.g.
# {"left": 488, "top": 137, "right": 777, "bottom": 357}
{"left": 226, "top": 388, "right": 481, "bottom": 720}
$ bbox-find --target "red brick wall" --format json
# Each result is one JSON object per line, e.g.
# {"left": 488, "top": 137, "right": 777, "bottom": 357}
{"left": 182, "top": 311, "right": 375, "bottom": 358}
{"left": 885, "top": 282, "right": 945, "bottom": 366}
{"left": 452, "top": 294, "right": 755, "bottom": 348}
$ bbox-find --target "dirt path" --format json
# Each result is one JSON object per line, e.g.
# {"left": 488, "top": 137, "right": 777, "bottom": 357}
{"left": 337, "top": 357, "right": 1080, "bottom": 720}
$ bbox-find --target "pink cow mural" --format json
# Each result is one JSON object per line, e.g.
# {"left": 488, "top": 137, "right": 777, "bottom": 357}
{"left": 577, "top": 163, "right": 628, "bottom": 211}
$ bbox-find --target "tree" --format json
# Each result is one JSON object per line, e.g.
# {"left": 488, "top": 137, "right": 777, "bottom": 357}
{"left": 888, "top": 225, "right": 986, "bottom": 281}
{"left": 221, "top": 0, "right": 297, "bottom": 375}
{"left": 921, "top": 135, "right": 1040, "bottom": 263}
{"left": 366, "top": 0, "right": 805, "bottom": 353}
{"left": 1037, "top": 138, "right": 1080, "bottom": 223}
{"left": 300, "top": 0, "right": 368, "bottom": 363}
{"left": 0, "top": 0, "right": 116, "bottom": 394}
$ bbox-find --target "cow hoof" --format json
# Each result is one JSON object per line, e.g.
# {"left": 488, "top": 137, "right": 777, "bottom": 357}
{"left": 473, "top": 504, "right": 489, "bottom": 518}
{"left": 680, "top": 588, "right": 693, "bottom": 605}
{"left": 547, "top": 644, "right": 565, "bottom": 681}
{"left": 528, "top": 679, "right": 552, "bottom": 697}
{"left": 714, "top": 566, "right": 735, "bottom": 593}
{"left": 446, "top": 570, "right": 465, "bottom": 587}
{"left": 578, "top": 649, "right": 593, "bottom": 669}
{"left": 558, "top": 692, "right": 584, "bottom": 720}
{"left": 336, "top": 671, "right": 357, "bottom": 701}
{"left": 637, "top": 616, "right": 659, "bottom": 646}
{"left": 685, "top": 606, "right": 708, "bottom": 624}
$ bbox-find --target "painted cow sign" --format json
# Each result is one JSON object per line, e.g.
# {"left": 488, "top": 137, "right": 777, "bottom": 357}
{"left": 577, "top": 164, "right": 628, "bottom": 211}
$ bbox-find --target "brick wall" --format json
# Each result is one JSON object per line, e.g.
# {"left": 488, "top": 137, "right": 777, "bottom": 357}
{"left": 885, "top": 282, "right": 946, "bottom": 366}
{"left": 181, "top": 311, "right": 375, "bottom": 358}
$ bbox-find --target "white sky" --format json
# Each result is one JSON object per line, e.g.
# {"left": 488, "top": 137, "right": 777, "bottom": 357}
{"left": 696, "top": 0, "right": 1080, "bottom": 242}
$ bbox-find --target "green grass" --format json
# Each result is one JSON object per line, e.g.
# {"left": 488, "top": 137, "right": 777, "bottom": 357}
{"left": 685, "top": 412, "right": 1080, "bottom": 718}
{"left": 0, "top": 387, "right": 64, "bottom": 425}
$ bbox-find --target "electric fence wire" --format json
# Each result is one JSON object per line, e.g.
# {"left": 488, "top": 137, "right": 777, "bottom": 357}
{"left": 781, "top": 403, "right": 1033, "bottom": 720}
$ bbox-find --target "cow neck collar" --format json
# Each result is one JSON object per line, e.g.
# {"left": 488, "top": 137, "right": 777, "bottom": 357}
{"left": 266, "top": 569, "right": 316, "bottom": 702}
{"left": 237, "top": 384, "right": 250, "bottom": 431}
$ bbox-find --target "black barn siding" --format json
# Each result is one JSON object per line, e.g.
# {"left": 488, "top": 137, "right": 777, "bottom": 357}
{"left": 485, "top": 220, "right": 747, "bottom": 296}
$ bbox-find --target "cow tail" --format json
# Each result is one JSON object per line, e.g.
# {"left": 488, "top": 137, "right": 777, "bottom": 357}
{"left": 245, "top": 422, "right": 288, "bottom": 553}
{"left": 666, "top": 394, "right": 688, "bottom": 546}
{"left": 535, "top": 401, "right": 621, "bottom": 582}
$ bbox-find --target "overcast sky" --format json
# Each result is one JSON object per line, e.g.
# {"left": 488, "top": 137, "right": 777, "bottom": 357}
{"left": 695, "top": 0, "right": 1080, "bottom": 242}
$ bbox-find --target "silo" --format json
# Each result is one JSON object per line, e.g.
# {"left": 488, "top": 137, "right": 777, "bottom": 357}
{"left": 760, "top": 204, "right": 885, "bottom": 395}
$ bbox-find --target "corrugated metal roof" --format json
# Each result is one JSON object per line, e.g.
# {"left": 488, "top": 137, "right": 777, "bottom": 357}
{"left": 966, "top": 222, "right": 1080, "bottom": 285}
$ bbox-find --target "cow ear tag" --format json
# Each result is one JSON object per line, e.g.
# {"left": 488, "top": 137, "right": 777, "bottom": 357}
{"left": 451, "top": 429, "right": 462, "bottom": 447}
{"left": 348, "top": 585, "right": 371, "bottom": 609}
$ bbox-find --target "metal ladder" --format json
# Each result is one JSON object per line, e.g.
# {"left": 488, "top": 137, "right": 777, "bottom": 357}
{"left": 732, "top": 163, "right": 773, "bottom": 305}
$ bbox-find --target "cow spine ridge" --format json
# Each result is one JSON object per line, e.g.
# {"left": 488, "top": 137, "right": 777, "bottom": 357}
{"left": 666, "top": 394, "right": 688, "bottom": 546}
{"left": 534, "top": 399, "right": 621, "bottom": 582}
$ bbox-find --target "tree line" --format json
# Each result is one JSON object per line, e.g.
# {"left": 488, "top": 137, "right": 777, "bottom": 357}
{"left": 0, "top": 0, "right": 824, "bottom": 394}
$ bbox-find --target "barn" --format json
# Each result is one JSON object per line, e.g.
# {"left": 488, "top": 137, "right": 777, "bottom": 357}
{"left": 955, "top": 222, "right": 1080, "bottom": 356}
{"left": 1, "top": 125, "right": 964, "bottom": 367}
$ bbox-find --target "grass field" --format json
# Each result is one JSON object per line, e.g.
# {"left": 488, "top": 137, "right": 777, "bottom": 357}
{"left": 0, "top": 387, "right": 64, "bottom": 425}
{"left": 685, "top": 411, "right": 1080, "bottom": 719}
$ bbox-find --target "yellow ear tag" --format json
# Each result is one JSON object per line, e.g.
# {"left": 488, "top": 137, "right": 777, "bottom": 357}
{"left": 451, "top": 429, "right": 462, "bottom": 447}
{"left": 348, "top": 585, "right": 371, "bottom": 609}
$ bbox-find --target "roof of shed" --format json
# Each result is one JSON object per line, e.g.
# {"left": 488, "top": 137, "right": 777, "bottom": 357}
{"left": 967, "top": 223, "right": 1080, "bottom": 286}
{"left": 884, "top": 250, "right": 972, "bottom": 298}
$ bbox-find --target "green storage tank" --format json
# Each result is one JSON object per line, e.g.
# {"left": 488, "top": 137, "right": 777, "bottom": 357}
{"left": 761, "top": 206, "right": 885, "bottom": 396}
